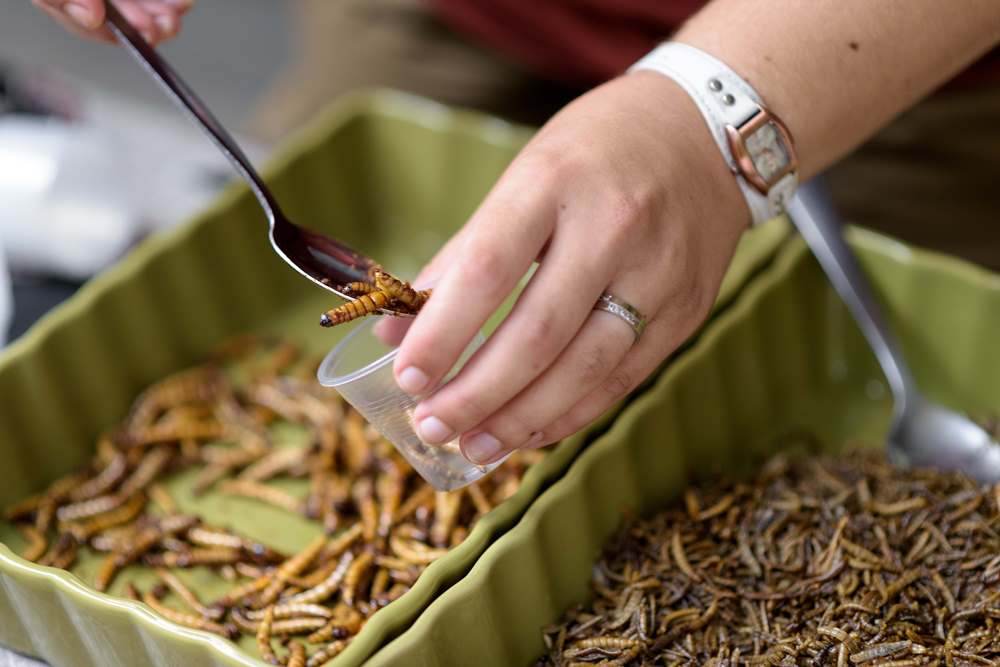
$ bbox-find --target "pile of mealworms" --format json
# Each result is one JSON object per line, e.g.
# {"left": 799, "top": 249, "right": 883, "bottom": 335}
{"left": 539, "top": 450, "right": 1000, "bottom": 666}
{"left": 2, "top": 335, "right": 540, "bottom": 666}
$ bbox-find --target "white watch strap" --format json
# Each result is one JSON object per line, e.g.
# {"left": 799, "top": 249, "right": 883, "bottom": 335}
{"left": 629, "top": 42, "right": 795, "bottom": 226}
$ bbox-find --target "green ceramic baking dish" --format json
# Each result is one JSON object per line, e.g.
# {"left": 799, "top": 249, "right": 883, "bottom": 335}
{"left": 0, "top": 89, "right": 786, "bottom": 667}
{"left": 368, "top": 228, "right": 1000, "bottom": 667}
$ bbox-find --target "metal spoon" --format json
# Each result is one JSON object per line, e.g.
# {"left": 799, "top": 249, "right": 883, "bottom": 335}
{"left": 787, "top": 179, "right": 1000, "bottom": 483}
{"left": 104, "top": 2, "right": 387, "bottom": 305}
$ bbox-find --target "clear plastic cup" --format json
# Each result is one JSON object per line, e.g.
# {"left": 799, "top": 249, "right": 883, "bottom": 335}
{"left": 317, "top": 317, "right": 504, "bottom": 491}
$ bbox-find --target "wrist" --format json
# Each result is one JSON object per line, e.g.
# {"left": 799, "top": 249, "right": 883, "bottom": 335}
{"left": 629, "top": 70, "right": 752, "bottom": 235}
{"left": 629, "top": 42, "right": 800, "bottom": 227}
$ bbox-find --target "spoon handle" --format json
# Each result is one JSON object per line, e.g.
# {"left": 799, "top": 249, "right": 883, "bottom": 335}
{"left": 786, "top": 179, "right": 917, "bottom": 407}
{"left": 104, "top": 1, "right": 281, "bottom": 225}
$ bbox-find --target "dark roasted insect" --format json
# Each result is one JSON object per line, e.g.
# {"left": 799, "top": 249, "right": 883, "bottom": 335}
{"left": 319, "top": 289, "right": 393, "bottom": 327}
{"left": 539, "top": 450, "right": 1000, "bottom": 666}
{"left": 319, "top": 267, "right": 430, "bottom": 328}
{"left": 372, "top": 268, "right": 430, "bottom": 312}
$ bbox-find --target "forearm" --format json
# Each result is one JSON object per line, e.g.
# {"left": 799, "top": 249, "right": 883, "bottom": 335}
{"left": 674, "top": 0, "right": 1000, "bottom": 178}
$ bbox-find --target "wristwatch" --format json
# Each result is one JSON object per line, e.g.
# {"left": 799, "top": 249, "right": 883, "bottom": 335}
{"left": 629, "top": 42, "right": 799, "bottom": 226}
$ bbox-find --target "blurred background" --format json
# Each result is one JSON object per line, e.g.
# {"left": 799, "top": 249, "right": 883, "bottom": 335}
{"left": 0, "top": 1, "right": 292, "bottom": 345}
{"left": 5, "top": 2, "right": 993, "bottom": 348}
{"left": 0, "top": 0, "right": 577, "bottom": 350}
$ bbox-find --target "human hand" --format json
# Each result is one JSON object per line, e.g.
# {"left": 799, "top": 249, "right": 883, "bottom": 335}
{"left": 32, "top": 0, "right": 192, "bottom": 45}
{"left": 390, "top": 71, "right": 750, "bottom": 465}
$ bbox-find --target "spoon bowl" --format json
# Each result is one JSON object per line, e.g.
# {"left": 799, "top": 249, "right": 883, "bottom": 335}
{"left": 788, "top": 180, "right": 1000, "bottom": 483}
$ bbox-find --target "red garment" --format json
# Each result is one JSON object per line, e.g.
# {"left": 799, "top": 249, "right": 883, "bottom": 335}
{"left": 431, "top": 0, "right": 998, "bottom": 90}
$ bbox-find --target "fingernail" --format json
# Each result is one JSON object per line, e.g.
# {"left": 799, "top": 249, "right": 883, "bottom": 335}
{"left": 463, "top": 431, "right": 504, "bottom": 464}
{"left": 141, "top": 29, "right": 157, "bottom": 43}
{"left": 163, "top": 0, "right": 193, "bottom": 7}
{"left": 154, "top": 13, "right": 175, "bottom": 34}
{"left": 417, "top": 416, "right": 454, "bottom": 444}
{"left": 397, "top": 366, "right": 429, "bottom": 394}
{"left": 62, "top": 3, "right": 94, "bottom": 28}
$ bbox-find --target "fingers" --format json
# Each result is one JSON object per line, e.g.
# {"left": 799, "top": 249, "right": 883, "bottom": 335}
{"left": 33, "top": 0, "right": 110, "bottom": 41}
{"left": 373, "top": 224, "right": 471, "bottom": 348}
{"left": 138, "top": 1, "right": 183, "bottom": 40}
{"left": 392, "top": 172, "right": 555, "bottom": 398}
{"left": 537, "top": 315, "right": 677, "bottom": 446}
{"left": 411, "top": 227, "right": 618, "bottom": 449}
{"left": 458, "top": 306, "right": 638, "bottom": 463}
{"left": 33, "top": 0, "right": 190, "bottom": 44}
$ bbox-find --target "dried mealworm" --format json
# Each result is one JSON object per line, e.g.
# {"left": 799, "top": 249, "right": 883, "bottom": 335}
{"left": 670, "top": 530, "right": 700, "bottom": 581}
{"left": 353, "top": 478, "right": 378, "bottom": 542}
{"left": 869, "top": 498, "right": 926, "bottom": 516}
{"left": 341, "top": 411, "right": 371, "bottom": 474}
{"left": 881, "top": 569, "right": 921, "bottom": 603}
{"left": 389, "top": 535, "right": 448, "bottom": 565}
{"left": 467, "top": 483, "right": 493, "bottom": 516}
{"left": 431, "top": 490, "right": 462, "bottom": 547}
{"left": 3, "top": 493, "right": 41, "bottom": 522}
{"left": 288, "top": 642, "right": 306, "bottom": 667}
{"left": 319, "top": 289, "right": 393, "bottom": 327}
{"left": 342, "top": 550, "right": 374, "bottom": 607}
{"left": 16, "top": 524, "right": 47, "bottom": 562}
{"left": 450, "top": 525, "right": 469, "bottom": 547}
{"left": 128, "top": 421, "right": 226, "bottom": 448}
{"left": 219, "top": 479, "right": 303, "bottom": 514}
{"left": 188, "top": 526, "right": 284, "bottom": 563}
{"left": 253, "top": 535, "right": 328, "bottom": 609}
{"left": 285, "top": 552, "right": 354, "bottom": 605}
{"left": 321, "top": 523, "right": 363, "bottom": 561}
{"left": 246, "top": 603, "right": 334, "bottom": 621}
{"left": 394, "top": 485, "right": 435, "bottom": 523}
{"left": 306, "top": 641, "right": 347, "bottom": 667}
{"left": 56, "top": 493, "right": 127, "bottom": 523}
{"left": 38, "top": 533, "right": 76, "bottom": 568}
{"left": 287, "top": 558, "right": 338, "bottom": 589}
{"left": 372, "top": 268, "right": 430, "bottom": 311}
{"left": 307, "top": 606, "right": 363, "bottom": 643}
{"left": 69, "top": 453, "right": 127, "bottom": 502}
{"left": 573, "top": 637, "right": 641, "bottom": 651}
{"left": 849, "top": 640, "right": 911, "bottom": 663}
{"left": 127, "top": 367, "right": 222, "bottom": 429}
{"left": 237, "top": 447, "right": 306, "bottom": 483}
{"left": 256, "top": 605, "right": 279, "bottom": 665}
{"left": 149, "top": 547, "right": 242, "bottom": 568}
{"left": 376, "top": 463, "right": 405, "bottom": 538}
{"left": 148, "top": 483, "right": 178, "bottom": 515}
{"left": 215, "top": 570, "right": 273, "bottom": 607}
{"left": 339, "top": 281, "right": 375, "bottom": 296}
{"left": 232, "top": 609, "right": 326, "bottom": 636}
{"left": 155, "top": 568, "right": 224, "bottom": 620}
{"left": 143, "top": 587, "right": 236, "bottom": 639}
{"left": 370, "top": 567, "right": 390, "bottom": 599}
{"left": 258, "top": 341, "right": 300, "bottom": 378}
{"left": 64, "top": 493, "right": 146, "bottom": 541}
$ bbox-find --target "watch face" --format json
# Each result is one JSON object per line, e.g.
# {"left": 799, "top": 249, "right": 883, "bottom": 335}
{"left": 745, "top": 121, "right": 790, "bottom": 183}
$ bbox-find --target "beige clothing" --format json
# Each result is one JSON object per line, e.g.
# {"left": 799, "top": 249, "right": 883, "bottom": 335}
{"left": 247, "top": 0, "right": 1000, "bottom": 270}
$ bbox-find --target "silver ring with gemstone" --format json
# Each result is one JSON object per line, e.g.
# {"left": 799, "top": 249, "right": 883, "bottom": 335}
{"left": 594, "top": 292, "right": 647, "bottom": 343}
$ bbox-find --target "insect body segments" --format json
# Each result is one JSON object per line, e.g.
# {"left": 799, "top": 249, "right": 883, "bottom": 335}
{"left": 319, "top": 268, "right": 430, "bottom": 328}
